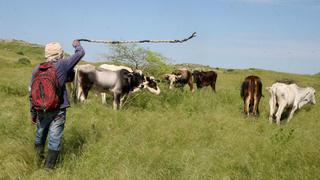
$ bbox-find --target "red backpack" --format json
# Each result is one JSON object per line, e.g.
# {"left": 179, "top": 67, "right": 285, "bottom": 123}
{"left": 31, "top": 62, "right": 60, "bottom": 112}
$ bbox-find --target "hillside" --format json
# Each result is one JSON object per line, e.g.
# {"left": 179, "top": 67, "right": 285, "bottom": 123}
{"left": 0, "top": 40, "right": 319, "bottom": 179}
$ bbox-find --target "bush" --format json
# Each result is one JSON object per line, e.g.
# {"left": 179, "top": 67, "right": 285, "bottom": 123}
{"left": 16, "top": 51, "right": 24, "bottom": 55}
{"left": 0, "top": 84, "right": 28, "bottom": 96}
{"left": 276, "top": 79, "right": 297, "bottom": 84}
{"left": 17, "top": 57, "right": 31, "bottom": 65}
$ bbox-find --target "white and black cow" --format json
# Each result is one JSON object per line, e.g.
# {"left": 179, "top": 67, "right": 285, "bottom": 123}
{"left": 267, "top": 82, "right": 316, "bottom": 125}
{"left": 99, "top": 64, "right": 160, "bottom": 104}
{"left": 74, "top": 64, "right": 160, "bottom": 109}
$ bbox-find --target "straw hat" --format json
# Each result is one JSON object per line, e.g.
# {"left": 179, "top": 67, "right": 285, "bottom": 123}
{"left": 44, "top": 42, "right": 64, "bottom": 62}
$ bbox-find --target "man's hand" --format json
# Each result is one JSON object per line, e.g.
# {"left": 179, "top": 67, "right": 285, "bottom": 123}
{"left": 31, "top": 116, "right": 37, "bottom": 125}
{"left": 72, "top": 40, "right": 81, "bottom": 47}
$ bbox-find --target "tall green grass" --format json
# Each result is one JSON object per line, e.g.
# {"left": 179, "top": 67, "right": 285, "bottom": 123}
{"left": 0, "top": 41, "right": 319, "bottom": 179}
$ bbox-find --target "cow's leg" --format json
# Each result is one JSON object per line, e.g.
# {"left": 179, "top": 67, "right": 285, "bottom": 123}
{"left": 188, "top": 79, "right": 194, "bottom": 92}
{"left": 243, "top": 99, "right": 247, "bottom": 114}
{"left": 113, "top": 93, "right": 121, "bottom": 110}
{"left": 256, "top": 97, "right": 261, "bottom": 116}
{"left": 245, "top": 96, "right": 250, "bottom": 116}
{"left": 101, "top": 93, "right": 106, "bottom": 104}
{"left": 288, "top": 105, "right": 298, "bottom": 122}
{"left": 211, "top": 82, "right": 216, "bottom": 92}
{"left": 77, "top": 76, "right": 87, "bottom": 103}
{"left": 169, "top": 81, "right": 174, "bottom": 89}
{"left": 120, "top": 94, "right": 128, "bottom": 108}
{"left": 66, "top": 82, "right": 72, "bottom": 100}
{"left": 253, "top": 98, "right": 258, "bottom": 116}
{"left": 268, "top": 95, "right": 276, "bottom": 123}
{"left": 76, "top": 83, "right": 83, "bottom": 102}
{"left": 253, "top": 94, "right": 261, "bottom": 116}
{"left": 196, "top": 83, "right": 202, "bottom": 90}
{"left": 79, "top": 89, "right": 86, "bottom": 102}
{"left": 275, "top": 103, "right": 285, "bottom": 125}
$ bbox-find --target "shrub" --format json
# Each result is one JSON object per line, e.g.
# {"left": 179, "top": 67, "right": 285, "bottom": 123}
{"left": 17, "top": 57, "right": 31, "bottom": 65}
{"left": 276, "top": 79, "right": 297, "bottom": 84}
{"left": 0, "top": 84, "right": 28, "bottom": 96}
{"left": 16, "top": 51, "right": 24, "bottom": 55}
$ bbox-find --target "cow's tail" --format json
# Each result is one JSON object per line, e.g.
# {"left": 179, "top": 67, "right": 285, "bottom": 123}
{"left": 240, "top": 80, "right": 248, "bottom": 98}
{"left": 267, "top": 87, "right": 277, "bottom": 112}
{"left": 258, "top": 79, "right": 263, "bottom": 97}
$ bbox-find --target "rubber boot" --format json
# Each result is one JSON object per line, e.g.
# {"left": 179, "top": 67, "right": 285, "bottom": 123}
{"left": 44, "top": 149, "right": 59, "bottom": 169}
{"left": 35, "top": 144, "right": 45, "bottom": 166}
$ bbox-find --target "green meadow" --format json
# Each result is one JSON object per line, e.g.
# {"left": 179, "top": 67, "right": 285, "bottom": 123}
{"left": 0, "top": 40, "right": 319, "bottom": 179}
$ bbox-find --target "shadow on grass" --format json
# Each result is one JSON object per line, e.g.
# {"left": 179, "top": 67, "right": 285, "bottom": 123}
{"left": 59, "top": 128, "right": 87, "bottom": 163}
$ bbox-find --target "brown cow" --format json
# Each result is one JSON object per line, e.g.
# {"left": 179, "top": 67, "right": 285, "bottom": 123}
{"left": 192, "top": 70, "right": 217, "bottom": 92}
{"left": 165, "top": 68, "right": 194, "bottom": 92}
{"left": 240, "top": 75, "right": 263, "bottom": 116}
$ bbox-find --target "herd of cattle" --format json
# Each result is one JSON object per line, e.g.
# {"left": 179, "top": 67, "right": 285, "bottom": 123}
{"left": 67, "top": 64, "right": 316, "bottom": 125}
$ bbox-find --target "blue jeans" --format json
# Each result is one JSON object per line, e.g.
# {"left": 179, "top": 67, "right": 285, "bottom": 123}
{"left": 35, "top": 108, "right": 66, "bottom": 151}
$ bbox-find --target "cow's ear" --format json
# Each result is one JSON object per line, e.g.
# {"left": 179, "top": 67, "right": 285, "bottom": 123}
{"left": 146, "top": 76, "right": 150, "bottom": 81}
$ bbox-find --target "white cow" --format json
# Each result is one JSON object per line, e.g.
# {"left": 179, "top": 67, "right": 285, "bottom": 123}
{"left": 267, "top": 83, "right": 316, "bottom": 125}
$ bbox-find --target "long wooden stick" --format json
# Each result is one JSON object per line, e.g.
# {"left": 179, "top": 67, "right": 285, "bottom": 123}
{"left": 78, "top": 32, "right": 196, "bottom": 44}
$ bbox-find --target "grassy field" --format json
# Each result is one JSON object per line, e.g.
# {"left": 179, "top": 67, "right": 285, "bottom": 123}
{"left": 0, "top": 40, "right": 319, "bottom": 179}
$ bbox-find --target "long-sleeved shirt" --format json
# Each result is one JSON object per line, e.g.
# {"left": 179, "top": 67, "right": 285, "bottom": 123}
{"left": 29, "top": 45, "right": 85, "bottom": 116}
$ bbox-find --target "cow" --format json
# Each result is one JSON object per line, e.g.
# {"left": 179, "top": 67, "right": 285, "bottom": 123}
{"left": 66, "top": 69, "right": 75, "bottom": 101}
{"left": 240, "top": 75, "right": 263, "bottom": 116}
{"left": 192, "top": 70, "right": 217, "bottom": 91}
{"left": 98, "top": 64, "right": 160, "bottom": 104}
{"left": 267, "top": 83, "right": 316, "bottom": 125}
{"left": 74, "top": 64, "right": 145, "bottom": 109}
{"left": 99, "top": 64, "right": 132, "bottom": 72}
{"left": 165, "top": 68, "right": 194, "bottom": 92}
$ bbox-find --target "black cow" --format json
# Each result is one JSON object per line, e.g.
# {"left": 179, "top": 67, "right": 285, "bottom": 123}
{"left": 192, "top": 70, "right": 217, "bottom": 92}
{"left": 165, "top": 68, "right": 194, "bottom": 92}
{"left": 240, "top": 75, "right": 263, "bottom": 116}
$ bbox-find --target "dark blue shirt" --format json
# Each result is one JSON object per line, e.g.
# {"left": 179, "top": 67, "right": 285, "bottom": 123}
{"left": 30, "top": 45, "right": 85, "bottom": 114}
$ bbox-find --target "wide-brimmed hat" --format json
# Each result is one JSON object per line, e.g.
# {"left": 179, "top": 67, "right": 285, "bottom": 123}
{"left": 45, "top": 42, "right": 64, "bottom": 62}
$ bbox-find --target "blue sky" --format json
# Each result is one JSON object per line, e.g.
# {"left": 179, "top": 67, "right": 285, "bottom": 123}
{"left": 0, "top": 0, "right": 319, "bottom": 74}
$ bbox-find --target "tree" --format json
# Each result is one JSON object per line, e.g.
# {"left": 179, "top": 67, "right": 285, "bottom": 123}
{"left": 143, "top": 50, "right": 172, "bottom": 78}
{"left": 106, "top": 44, "right": 172, "bottom": 78}
{"left": 107, "top": 44, "right": 148, "bottom": 70}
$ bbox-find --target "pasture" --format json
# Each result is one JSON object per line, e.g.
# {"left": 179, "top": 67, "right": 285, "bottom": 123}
{"left": 0, "top": 40, "right": 319, "bottom": 179}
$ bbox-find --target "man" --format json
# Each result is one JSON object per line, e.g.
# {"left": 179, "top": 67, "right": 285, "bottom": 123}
{"left": 29, "top": 40, "right": 85, "bottom": 169}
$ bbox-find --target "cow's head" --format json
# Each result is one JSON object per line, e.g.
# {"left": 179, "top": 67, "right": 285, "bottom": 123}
{"left": 307, "top": 87, "right": 316, "bottom": 105}
{"left": 164, "top": 74, "right": 181, "bottom": 89}
{"left": 128, "top": 70, "right": 146, "bottom": 92}
{"left": 144, "top": 76, "right": 160, "bottom": 95}
{"left": 298, "top": 87, "right": 316, "bottom": 108}
{"left": 192, "top": 70, "right": 201, "bottom": 81}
